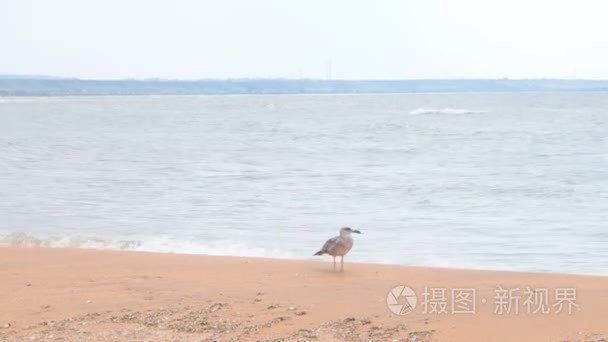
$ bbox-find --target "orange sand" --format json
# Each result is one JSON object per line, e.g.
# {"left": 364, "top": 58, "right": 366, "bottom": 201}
{"left": 0, "top": 247, "right": 606, "bottom": 341}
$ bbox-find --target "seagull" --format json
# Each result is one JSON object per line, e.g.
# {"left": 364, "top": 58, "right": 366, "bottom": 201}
{"left": 313, "top": 227, "right": 361, "bottom": 272}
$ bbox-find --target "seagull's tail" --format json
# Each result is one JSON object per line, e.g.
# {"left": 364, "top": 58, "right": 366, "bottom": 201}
{"left": 313, "top": 250, "right": 324, "bottom": 256}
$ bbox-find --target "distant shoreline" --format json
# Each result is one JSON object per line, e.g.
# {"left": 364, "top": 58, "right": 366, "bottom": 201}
{"left": 2, "top": 78, "right": 608, "bottom": 96}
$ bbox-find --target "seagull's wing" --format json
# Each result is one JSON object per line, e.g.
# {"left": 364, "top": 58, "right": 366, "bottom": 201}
{"left": 321, "top": 236, "right": 341, "bottom": 254}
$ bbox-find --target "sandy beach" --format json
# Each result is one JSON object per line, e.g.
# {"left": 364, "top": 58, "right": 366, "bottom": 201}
{"left": 0, "top": 247, "right": 606, "bottom": 341}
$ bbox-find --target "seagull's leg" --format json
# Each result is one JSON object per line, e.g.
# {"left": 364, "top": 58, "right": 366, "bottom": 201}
{"left": 341, "top": 256, "right": 344, "bottom": 272}
{"left": 333, "top": 256, "right": 336, "bottom": 270}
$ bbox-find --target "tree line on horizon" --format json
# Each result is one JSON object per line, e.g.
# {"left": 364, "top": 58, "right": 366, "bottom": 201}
{"left": 1, "top": 78, "right": 607, "bottom": 96}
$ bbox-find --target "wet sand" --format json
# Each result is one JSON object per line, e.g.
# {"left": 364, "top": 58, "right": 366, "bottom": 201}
{"left": 0, "top": 246, "right": 606, "bottom": 341}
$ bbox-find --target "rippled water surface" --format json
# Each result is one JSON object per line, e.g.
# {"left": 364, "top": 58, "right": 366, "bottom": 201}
{"left": 1, "top": 93, "right": 607, "bottom": 275}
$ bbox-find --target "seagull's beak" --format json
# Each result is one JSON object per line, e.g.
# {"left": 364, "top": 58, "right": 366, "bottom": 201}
{"left": 352, "top": 230, "right": 361, "bottom": 234}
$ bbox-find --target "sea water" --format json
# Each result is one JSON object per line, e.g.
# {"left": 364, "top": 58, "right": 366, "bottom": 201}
{"left": 1, "top": 93, "right": 607, "bottom": 275}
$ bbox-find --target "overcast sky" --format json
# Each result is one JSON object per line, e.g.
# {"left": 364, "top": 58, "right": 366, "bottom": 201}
{"left": 1, "top": 0, "right": 607, "bottom": 80}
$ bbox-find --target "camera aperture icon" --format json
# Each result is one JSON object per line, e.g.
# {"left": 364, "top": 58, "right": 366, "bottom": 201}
{"left": 387, "top": 285, "right": 417, "bottom": 315}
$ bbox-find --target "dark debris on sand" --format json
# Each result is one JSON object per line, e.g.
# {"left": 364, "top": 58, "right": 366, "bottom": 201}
{"left": 1, "top": 302, "right": 437, "bottom": 342}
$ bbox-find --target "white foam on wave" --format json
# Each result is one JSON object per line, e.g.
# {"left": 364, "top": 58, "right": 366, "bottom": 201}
{"left": 0, "top": 97, "right": 60, "bottom": 103}
{"left": 0, "top": 232, "right": 141, "bottom": 249}
{"left": 129, "top": 235, "right": 295, "bottom": 259}
{"left": 0, "top": 232, "right": 295, "bottom": 259}
{"left": 409, "top": 107, "right": 487, "bottom": 115}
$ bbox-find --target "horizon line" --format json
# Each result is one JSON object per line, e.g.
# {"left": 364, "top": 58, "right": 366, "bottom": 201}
{"left": 2, "top": 75, "right": 608, "bottom": 82}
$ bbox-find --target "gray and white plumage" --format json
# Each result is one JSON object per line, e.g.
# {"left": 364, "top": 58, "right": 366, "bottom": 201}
{"left": 314, "top": 227, "right": 361, "bottom": 272}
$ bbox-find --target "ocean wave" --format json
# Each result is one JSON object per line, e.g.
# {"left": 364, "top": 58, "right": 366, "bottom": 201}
{"left": 409, "top": 107, "right": 487, "bottom": 115}
{"left": 0, "top": 232, "right": 295, "bottom": 259}
{"left": 0, "top": 232, "right": 142, "bottom": 249}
